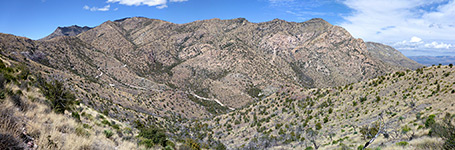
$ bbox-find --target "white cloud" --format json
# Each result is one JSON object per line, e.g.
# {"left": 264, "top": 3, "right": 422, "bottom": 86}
{"left": 107, "top": 0, "right": 186, "bottom": 8}
{"left": 156, "top": 4, "right": 168, "bottom": 9}
{"left": 83, "top": 5, "right": 111, "bottom": 11}
{"left": 410, "top": 36, "right": 422, "bottom": 43}
{"left": 340, "top": 0, "right": 455, "bottom": 55}
{"left": 425, "top": 41, "right": 453, "bottom": 49}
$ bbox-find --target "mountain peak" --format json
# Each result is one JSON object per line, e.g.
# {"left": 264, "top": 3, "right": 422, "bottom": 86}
{"left": 40, "top": 25, "right": 92, "bottom": 41}
{"left": 305, "top": 18, "right": 331, "bottom": 25}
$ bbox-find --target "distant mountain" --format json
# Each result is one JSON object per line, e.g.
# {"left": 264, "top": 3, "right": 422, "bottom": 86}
{"left": 40, "top": 25, "right": 92, "bottom": 40}
{"left": 365, "top": 42, "right": 423, "bottom": 70}
{"left": 0, "top": 17, "right": 418, "bottom": 118}
{"left": 408, "top": 56, "right": 455, "bottom": 66}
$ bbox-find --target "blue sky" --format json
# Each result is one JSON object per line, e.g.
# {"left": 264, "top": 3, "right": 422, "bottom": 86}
{"left": 1, "top": 0, "right": 454, "bottom": 56}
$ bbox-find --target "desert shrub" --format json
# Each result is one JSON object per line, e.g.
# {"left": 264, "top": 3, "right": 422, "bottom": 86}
{"left": 103, "top": 109, "right": 109, "bottom": 116}
{"left": 359, "top": 96, "right": 367, "bottom": 103}
{"left": 416, "top": 112, "right": 422, "bottom": 120}
{"left": 72, "top": 112, "right": 81, "bottom": 122}
{"left": 0, "top": 74, "right": 4, "bottom": 90}
{"left": 315, "top": 123, "right": 322, "bottom": 130}
{"left": 37, "top": 78, "right": 76, "bottom": 114}
{"left": 101, "top": 119, "right": 111, "bottom": 126}
{"left": 0, "top": 91, "right": 4, "bottom": 100}
{"left": 138, "top": 126, "right": 167, "bottom": 147}
{"left": 246, "top": 87, "right": 262, "bottom": 98}
{"left": 0, "top": 107, "right": 24, "bottom": 150}
{"left": 139, "top": 139, "right": 154, "bottom": 148}
{"left": 429, "top": 115, "right": 455, "bottom": 149}
{"left": 214, "top": 142, "right": 226, "bottom": 150}
{"left": 104, "top": 130, "right": 113, "bottom": 138}
{"left": 357, "top": 145, "right": 364, "bottom": 150}
{"left": 401, "top": 125, "right": 411, "bottom": 134}
{"left": 396, "top": 141, "right": 408, "bottom": 147}
{"left": 184, "top": 138, "right": 200, "bottom": 150}
{"left": 360, "top": 122, "right": 380, "bottom": 140}
{"left": 112, "top": 124, "right": 121, "bottom": 130}
{"left": 0, "top": 60, "right": 5, "bottom": 70}
{"left": 425, "top": 114, "right": 436, "bottom": 128}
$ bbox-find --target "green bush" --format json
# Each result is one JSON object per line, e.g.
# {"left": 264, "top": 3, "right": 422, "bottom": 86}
{"left": 429, "top": 116, "right": 455, "bottom": 149}
{"left": 139, "top": 139, "right": 154, "bottom": 148}
{"left": 425, "top": 114, "right": 436, "bottom": 128}
{"left": 401, "top": 125, "right": 411, "bottom": 134}
{"left": 138, "top": 126, "right": 167, "bottom": 147}
{"left": 396, "top": 141, "right": 408, "bottom": 147}
{"left": 184, "top": 138, "right": 200, "bottom": 150}
{"left": 101, "top": 119, "right": 111, "bottom": 126}
{"left": 112, "top": 124, "right": 121, "bottom": 130}
{"left": 316, "top": 123, "right": 322, "bottom": 130}
{"left": 104, "top": 130, "right": 113, "bottom": 138}
{"left": 215, "top": 142, "right": 226, "bottom": 150}
{"left": 72, "top": 112, "right": 81, "bottom": 122}
{"left": 37, "top": 78, "right": 76, "bottom": 114}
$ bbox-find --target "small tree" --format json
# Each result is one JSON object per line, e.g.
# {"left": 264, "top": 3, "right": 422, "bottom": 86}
{"left": 306, "top": 128, "right": 319, "bottom": 149}
{"left": 360, "top": 112, "right": 389, "bottom": 150}
{"left": 37, "top": 77, "right": 76, "bottom": 114}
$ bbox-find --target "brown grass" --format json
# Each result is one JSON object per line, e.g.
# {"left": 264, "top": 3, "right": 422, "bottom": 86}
{"left": 1, "top": 80, "right": 141, "bottom": 150}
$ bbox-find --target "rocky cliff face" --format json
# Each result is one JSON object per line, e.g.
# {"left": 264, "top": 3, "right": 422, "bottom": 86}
{"left": 1, "top": 17, "right": 412, "bottom": 120}
{"left": 366, "top": 42, "right": 422, "bottom": 70}
{"left": 40, "top": 25, "right": 92, "bottom": 40}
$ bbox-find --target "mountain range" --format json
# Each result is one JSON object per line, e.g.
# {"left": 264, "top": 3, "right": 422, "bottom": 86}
{"left": 2, "top": 17, "right": 450, "bottom": 150}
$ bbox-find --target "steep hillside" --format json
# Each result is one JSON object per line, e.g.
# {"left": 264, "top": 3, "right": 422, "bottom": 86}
{"left": 40, "top": 25, "right": 92, "bottom": 41}
{"left": 366, "top": 42, "right": 423, "bottom": 70}
{"left": 201, "top": 65, "right": 454, "bottom": 149}
{"left": 0, "top": 56, "right": 142, "bottom": 149}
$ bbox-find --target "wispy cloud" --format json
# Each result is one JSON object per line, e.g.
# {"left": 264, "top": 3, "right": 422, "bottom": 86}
{"left": 83, "top": 5, "right": 111, "bottom": 11}
{"left": 340, "top": 0, "right": 455, "bottom": 55}
{"left": 106, "top": 0, "right": 187, "bottom": 9}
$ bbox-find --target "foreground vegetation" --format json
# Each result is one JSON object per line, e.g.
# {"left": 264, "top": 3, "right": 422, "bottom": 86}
{"left": 1, "top": 53, "right": 454, "bottom": 150}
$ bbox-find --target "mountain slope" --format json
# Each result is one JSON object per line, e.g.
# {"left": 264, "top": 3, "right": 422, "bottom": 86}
{"left": 40, "top": 25, "right": 92, "bottom": 41}
{"left": 0, "top": 17, "right": 451, "bottom": 150}
{"left": 203, "top": 65, "right": 454, "bottom": 149}
{"left": 366, "top": 42, "right": 423, "bottom": 70}
{"left": 1, "top": 17, "right": 411, "bottom": 119}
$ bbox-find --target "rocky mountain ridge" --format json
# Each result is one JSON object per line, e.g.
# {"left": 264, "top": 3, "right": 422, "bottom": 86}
{"left": 1, "top": 17, "right": 419, "bottom": 119}
{"left": 365, "top": 42, "right": 422, "bottom": 70}
{"left": 0, "top": 17, "right": 444, "bottom": 150}
{"left": 40, "top": 25, "right": 92, "bottom": 41}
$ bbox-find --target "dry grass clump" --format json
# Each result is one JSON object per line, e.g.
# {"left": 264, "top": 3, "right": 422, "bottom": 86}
{"left": 0, "top": 66, "right": 140, "bottom": 150}
{"left": 0, "top": 105, "right": 26, "bottom": 150}
{"left": 410, "top": 137, "right": 444, "bottom": 150}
